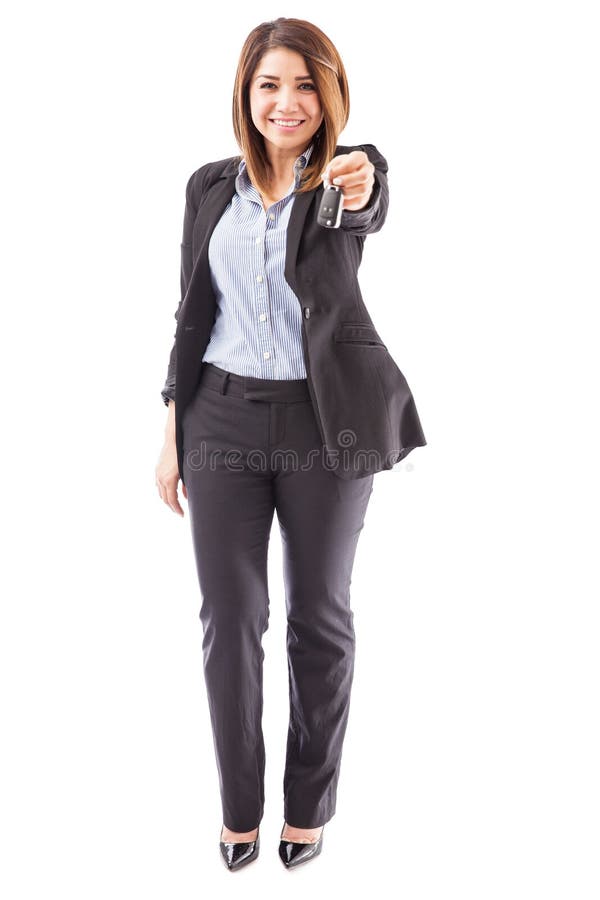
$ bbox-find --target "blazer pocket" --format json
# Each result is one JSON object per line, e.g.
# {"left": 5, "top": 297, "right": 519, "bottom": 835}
{"left": 334, "top": 322, "right": 387, "bottom": 348}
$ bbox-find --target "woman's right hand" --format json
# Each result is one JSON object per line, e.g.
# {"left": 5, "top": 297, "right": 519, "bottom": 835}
{"left": 156, "top": 401, "right": 187, "bottom": 516}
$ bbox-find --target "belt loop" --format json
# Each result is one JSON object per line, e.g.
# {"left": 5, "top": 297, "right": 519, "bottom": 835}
{"left": 220, "top": 372, "right": 230, "bottom": 395}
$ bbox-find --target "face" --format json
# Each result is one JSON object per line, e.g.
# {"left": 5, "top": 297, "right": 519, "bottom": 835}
{"left": 249, "top": 47, "right": 324, "bottom": 158}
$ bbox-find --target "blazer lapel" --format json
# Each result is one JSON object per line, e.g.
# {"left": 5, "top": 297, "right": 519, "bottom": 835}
{"left": 184, "top": 156, "right": 318, "bottom": 321}
{"left": 193, "top": 159, "right": 239, "bottom": 255}
{"left": 285, "top": 188, "right": 316, "bottom": 295}
{"left": 183, "top": 163, "right": 238, "bottom": 322}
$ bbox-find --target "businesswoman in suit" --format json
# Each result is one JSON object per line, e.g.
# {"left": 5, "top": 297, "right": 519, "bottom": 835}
{"left": 155, "top": 17, "right": 425, "bottom": 871}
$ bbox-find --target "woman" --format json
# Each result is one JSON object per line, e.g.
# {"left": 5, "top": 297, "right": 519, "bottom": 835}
{"left": 155, "top": 17, "right": 426, "bottom": 871}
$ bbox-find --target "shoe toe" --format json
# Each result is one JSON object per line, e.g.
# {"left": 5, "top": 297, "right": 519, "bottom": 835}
{"left": 279, "top": 828, "right": 324, "bottom": 868}
{"left": 219, "top": 830, "right": 260, "bottom": 871}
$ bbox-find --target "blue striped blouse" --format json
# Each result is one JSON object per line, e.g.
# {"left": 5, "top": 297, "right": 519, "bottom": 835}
{"left": 201, "top": 143, "right": 315, "bottom": 379}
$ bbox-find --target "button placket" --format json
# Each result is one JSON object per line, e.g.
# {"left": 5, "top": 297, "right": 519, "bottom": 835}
{"left": 256, "top": 210, "right": 272, "bottom": 374}
{"left": 230, "top": 157, "right": 312, "bottom": 380}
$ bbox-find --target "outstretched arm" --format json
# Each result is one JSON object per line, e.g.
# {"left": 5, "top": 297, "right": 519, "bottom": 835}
{"left": 321, "top": 144, "right": 389, "bottom": 236}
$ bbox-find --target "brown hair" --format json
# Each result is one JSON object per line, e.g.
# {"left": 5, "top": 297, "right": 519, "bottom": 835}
{"left": 232, "top": 18, "right": 350, "bottom": 197}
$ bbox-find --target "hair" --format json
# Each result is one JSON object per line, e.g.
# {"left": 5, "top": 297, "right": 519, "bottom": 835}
{"left": 232, "top": 18, "right": 350, "bottom": 197}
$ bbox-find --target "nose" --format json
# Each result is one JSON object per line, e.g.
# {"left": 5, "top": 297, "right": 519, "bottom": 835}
{"left": 276, "top": 85, "right": 301, "bottom": 114}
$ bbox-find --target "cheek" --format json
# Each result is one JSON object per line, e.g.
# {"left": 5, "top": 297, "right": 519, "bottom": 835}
{"left": 250, "top": 92, "right": 270, "bottom": 115}
{"left": 307, "top": 94, "right": 322, "bottom": 115}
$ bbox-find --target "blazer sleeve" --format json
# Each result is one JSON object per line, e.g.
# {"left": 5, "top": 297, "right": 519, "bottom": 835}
{"left": 160, "top": 169, "right": 200, "bottom": 406}
{"left": 339, "top": 143, "right": 389, "bottom": 236}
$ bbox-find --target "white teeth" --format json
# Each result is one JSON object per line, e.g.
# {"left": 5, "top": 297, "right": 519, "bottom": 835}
{"left": 272, "top": 119, "right": 302, "bottom": 127}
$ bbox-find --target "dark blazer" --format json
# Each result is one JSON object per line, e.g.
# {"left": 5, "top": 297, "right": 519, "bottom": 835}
{"left": 161, "top": 142, "right": 427, "bottom": 483}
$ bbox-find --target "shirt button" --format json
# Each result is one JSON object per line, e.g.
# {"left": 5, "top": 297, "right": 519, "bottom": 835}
{"left": 255, "top": 237, "right": 261, "bottom": 244}
{"left": 263, "top": 351, "right": 270, "bottom": 359}
{"left": 269, "top": 213, "right": 275, "bottom": 221}
{"left": 256, "top": 274, "right": 263, "bottom": 282}
{"left": 259, "top": 313, "right": 267, "bottom": 321}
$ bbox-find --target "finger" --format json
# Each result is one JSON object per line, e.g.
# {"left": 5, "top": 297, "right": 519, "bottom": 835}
{"left": 323, "top": 151, "right": 369, "bottom": 182}
{"left": 329, "top": 162, "right": 375, "bottom": 189}
{"left": 332, "top": 171, "right": 375, "bottom": 193}
{"left": 165, "top": 483, "right": 184, "bottom": 516}
{"left": 340, "top": 189, "right": 370, "bottom": 207}
{"left": 320, "top": 163, "right": 333, "bottom": 186}
{"left": 320, "top": 153, "right": 351, "bottom": 184}
{"left": 157, "top": 478, "right": 184, "bottom": 516}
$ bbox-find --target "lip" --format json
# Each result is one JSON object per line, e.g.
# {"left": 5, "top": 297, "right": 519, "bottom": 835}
{"left": 269, "top": 118, "right": 305, "bottom": 130}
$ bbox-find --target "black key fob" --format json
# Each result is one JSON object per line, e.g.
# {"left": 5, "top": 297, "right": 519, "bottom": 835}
{"left": 317, "top": 183, "right": 343, "bottom": 228}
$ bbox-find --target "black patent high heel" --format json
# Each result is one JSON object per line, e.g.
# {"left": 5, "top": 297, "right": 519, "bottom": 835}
{"left": 219, "top": 825, "right": 260, "bottom": 871}
{"left": 278, "top": 823, "right": 324, "bottom": 869}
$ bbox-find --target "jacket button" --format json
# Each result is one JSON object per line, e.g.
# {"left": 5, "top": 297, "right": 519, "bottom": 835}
{"left": 303, "top": 307, "right": 311, "bottom": 318}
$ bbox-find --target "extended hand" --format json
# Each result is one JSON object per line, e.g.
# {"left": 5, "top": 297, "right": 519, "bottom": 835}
{"left": 321, "top": 150, "right": 376, "bottom": 212}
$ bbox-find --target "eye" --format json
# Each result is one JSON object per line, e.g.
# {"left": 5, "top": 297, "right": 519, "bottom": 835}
{"left": 258, "top": 82, "right": 316, "bottom": 91}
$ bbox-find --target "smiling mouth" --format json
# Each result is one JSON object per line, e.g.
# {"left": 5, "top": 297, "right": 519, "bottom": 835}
{"left": 269, "top": 119, "right": 305, "bottom": 126}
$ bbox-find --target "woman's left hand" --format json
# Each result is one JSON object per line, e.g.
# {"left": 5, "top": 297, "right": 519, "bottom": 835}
{"left": 321, "top": 150, "right": 376, "bottom": 212}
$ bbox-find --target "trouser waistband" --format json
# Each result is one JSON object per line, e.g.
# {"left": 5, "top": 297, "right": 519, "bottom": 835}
{"left": 199, "top": 362, "right": 312, "bottom": 403}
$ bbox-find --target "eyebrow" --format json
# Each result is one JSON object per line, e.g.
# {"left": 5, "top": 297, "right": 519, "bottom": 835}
{"left": 255, "top": 74, "right": 313, "bottom": 81}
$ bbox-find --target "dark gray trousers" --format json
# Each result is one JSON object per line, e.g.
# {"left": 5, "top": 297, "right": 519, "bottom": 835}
{"left": 181, "top": 362, "right": 374, "bottom": 831}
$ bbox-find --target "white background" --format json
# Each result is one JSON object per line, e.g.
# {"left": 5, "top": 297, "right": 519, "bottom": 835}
{"left": 1, "top": 1, "right": 598, "bottom": 896}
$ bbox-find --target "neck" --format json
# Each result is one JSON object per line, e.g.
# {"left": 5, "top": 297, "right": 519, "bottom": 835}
{"left": 265, "top": 141, "right": 308, "bottom": 184}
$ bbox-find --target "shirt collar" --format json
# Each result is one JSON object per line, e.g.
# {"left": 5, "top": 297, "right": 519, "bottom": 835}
{"left": 236, "top": 143, "right": 314, "bottom": 196}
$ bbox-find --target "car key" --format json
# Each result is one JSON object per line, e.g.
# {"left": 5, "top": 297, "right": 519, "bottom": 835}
{"left": 317, "top": 173, "right": 343, "bottom": 228}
